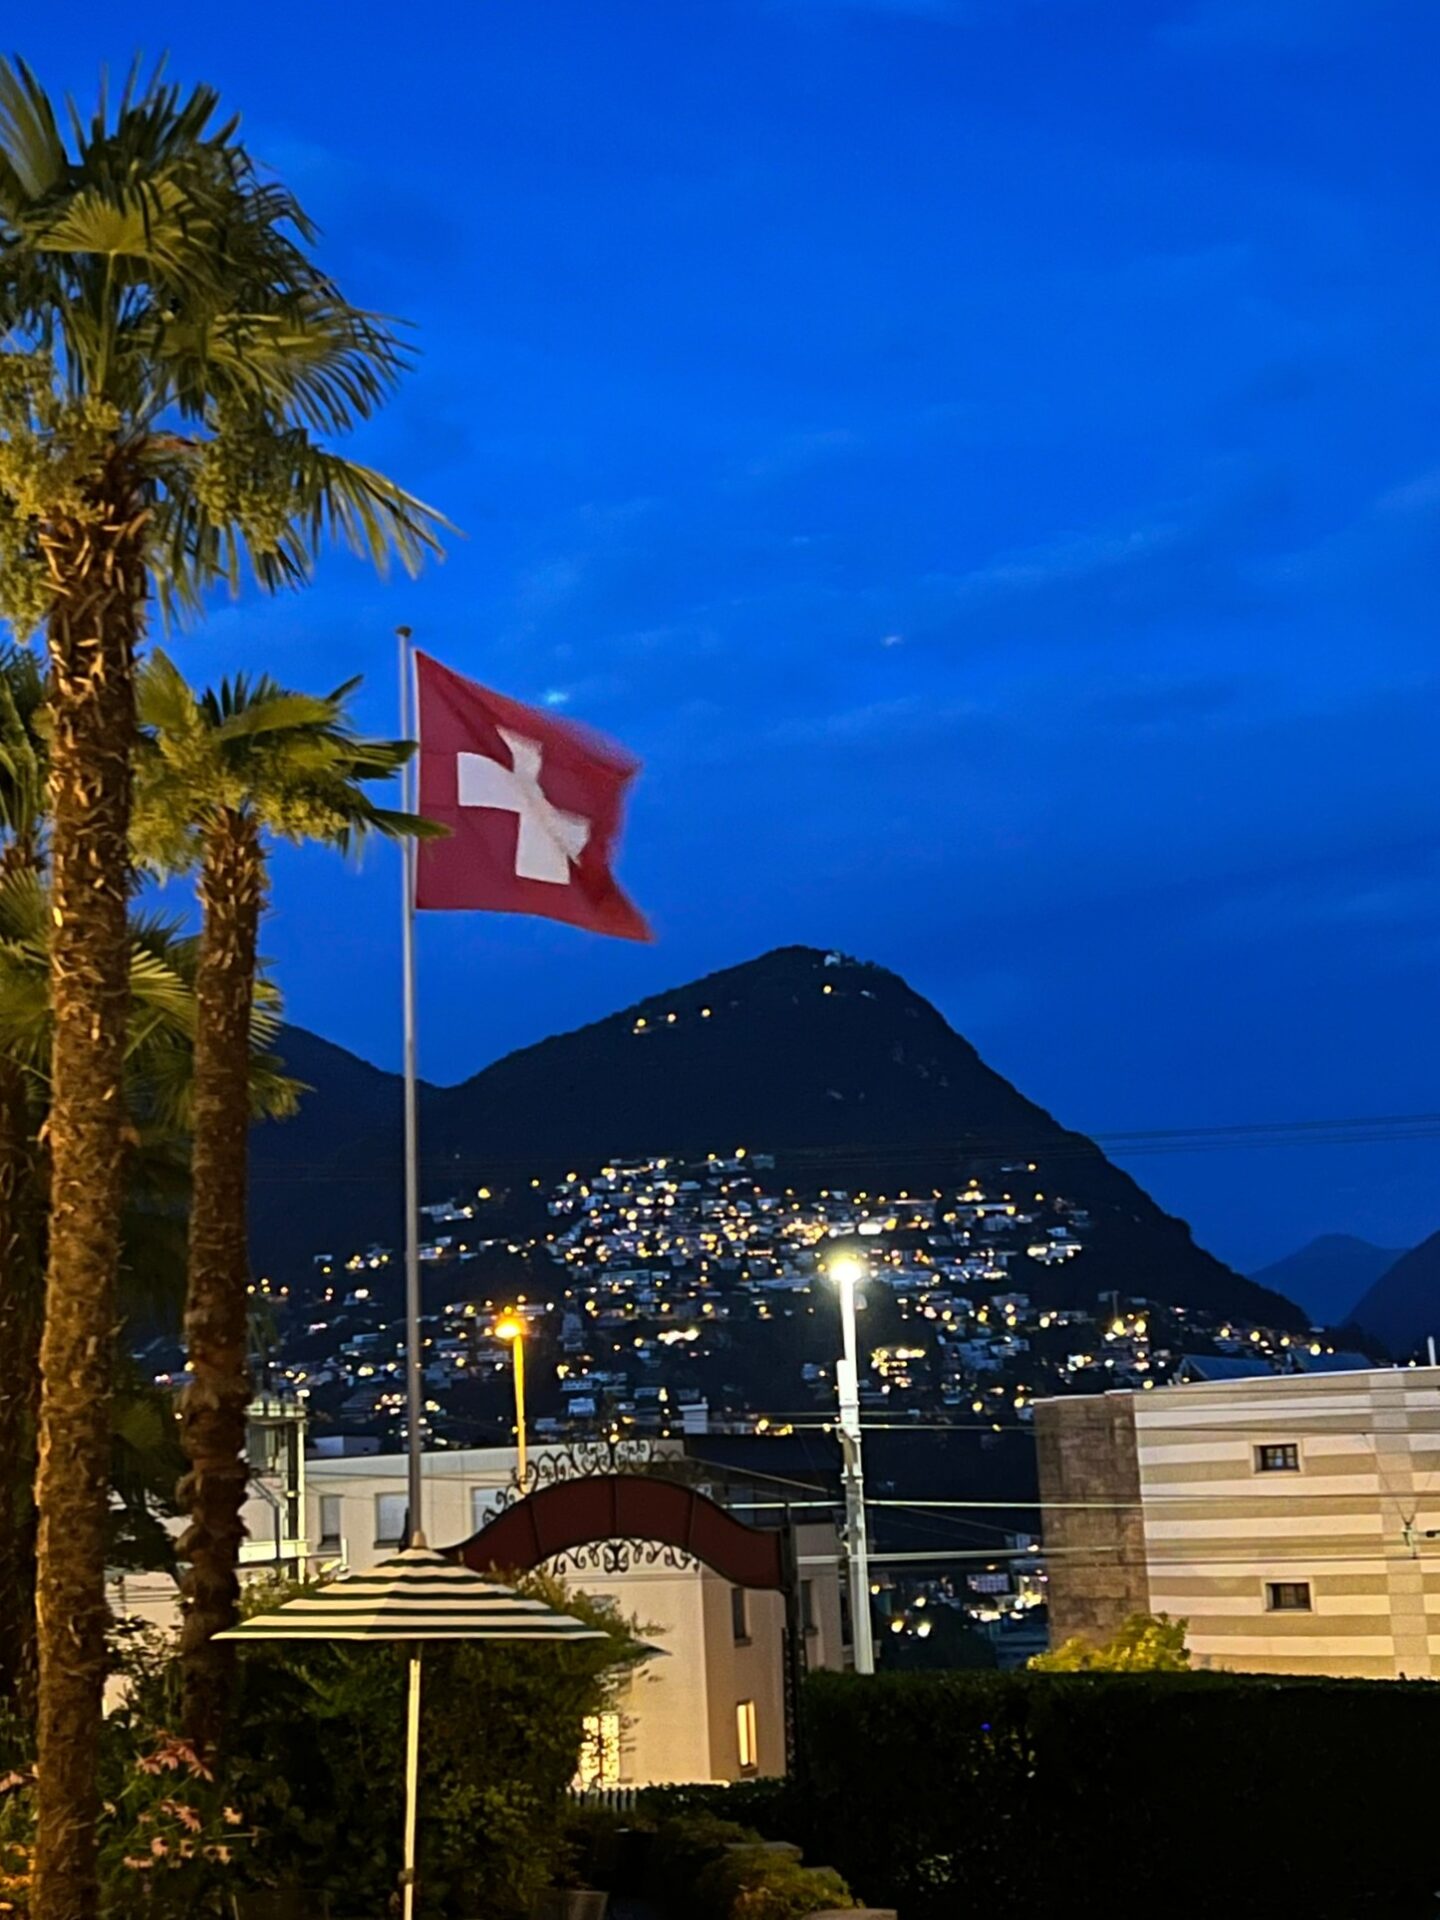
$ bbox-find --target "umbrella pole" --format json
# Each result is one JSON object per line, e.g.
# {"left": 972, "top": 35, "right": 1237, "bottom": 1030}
{"left": 402, "top": 1651, "right": 422, "bottom": 1920}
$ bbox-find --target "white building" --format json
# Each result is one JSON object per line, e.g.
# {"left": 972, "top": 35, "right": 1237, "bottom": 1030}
{"left": 1037, "top": 1364, "right": 1440, "bottom": 1678}
{"left": 303, "top": 1443, "right": 845, "bottom": 1786}
{"left": 109, "top": 1411, "right": 846, "bottom": 1786}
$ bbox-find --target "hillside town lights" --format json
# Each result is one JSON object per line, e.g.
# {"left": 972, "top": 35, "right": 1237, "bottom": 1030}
{"left": 827, "top": 1255, "right": 876, "bottom": 1675}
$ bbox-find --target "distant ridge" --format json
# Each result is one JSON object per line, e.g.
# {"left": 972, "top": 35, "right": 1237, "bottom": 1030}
{"left": 1351, "top": 1233, "right": 1440, "bottom": 1358}
{"left": 250, "top": 945, "right": 1304, "bottom": 1327}
{"left": 1250, "top": 1235, "right": 1403, "bottom": 1327}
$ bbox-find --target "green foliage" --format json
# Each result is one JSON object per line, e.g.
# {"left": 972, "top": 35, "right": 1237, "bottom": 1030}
{"left": 133, "top": 649, "right": 442, "bottom": 877}
{"left": 696, "top": 1848, "right": 854, "bottom": 1920}
{"left": 0, "top": 644, "right": 42, "bottom": 860}
{"left": 1028, "top": 1609, "right": 1190, "bottom": 1671}
{"left": 0, "top": 1718, "right": 258, "bottom": 1919}
{"left": 791, "top": 1667, "right": 1440, "bottom": 1917}
{"left": 639, "top": 1778, "right": 797, "bottom": 1837}
{"left": 647, "top": 1814, "right": 853, "bottom": 1920}
{"left": 0, "top": 55, "right": 444, "bottom": 635}
{"left": 127, "top": 1567, "right": 645, "bottom": 1920}
{"left": 647, "top": 1812, "right": 757, "bottom": 1907}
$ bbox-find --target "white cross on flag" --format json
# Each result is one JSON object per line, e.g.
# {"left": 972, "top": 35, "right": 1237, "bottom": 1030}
{"left": 414, "top": 652, "right": 651, "bottom": 940}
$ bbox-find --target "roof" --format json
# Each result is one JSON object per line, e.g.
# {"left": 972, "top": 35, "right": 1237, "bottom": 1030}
{"left": 1172, "top": 1354, "right": 1273, "bottom": 1382}
{"left": 1289, "top": 1349, "right": 1374, "bottom": 1374}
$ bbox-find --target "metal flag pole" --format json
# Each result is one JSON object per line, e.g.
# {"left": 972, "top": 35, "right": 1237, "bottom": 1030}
{"left": 398, "top": 627, "right": 424, "bottom": 1547}
{"left": 401, "top": 1651, "right": 423, "bottom": 1920}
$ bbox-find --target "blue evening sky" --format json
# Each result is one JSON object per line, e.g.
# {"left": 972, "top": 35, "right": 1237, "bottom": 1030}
{"left": 27, "top": 0, "right": 1440, "bottom": 1272}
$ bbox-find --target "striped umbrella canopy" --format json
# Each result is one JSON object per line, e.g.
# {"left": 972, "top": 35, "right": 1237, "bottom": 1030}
{"left": 216, "top": 1544, "right": 608, "bottom": 1643}
{"left": 218, "top": 1543, "right": 608, "bottom": 1920}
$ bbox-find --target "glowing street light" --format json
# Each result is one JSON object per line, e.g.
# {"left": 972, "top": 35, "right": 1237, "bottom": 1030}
{"left": 495, "top": 1313, "right": 528, "bottom": 1481}
{"left": 827, "top": 1254, "right": 875, "bottom": 1675}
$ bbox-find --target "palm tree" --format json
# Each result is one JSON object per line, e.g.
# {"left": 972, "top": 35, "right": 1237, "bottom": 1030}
{"left": 0, "top": 61, "right": 440, "bottom": 1918}
{"left": 135, "top": 650, "right": 438, "bottom": 1751}
{"left": 0, "top": 850, "right": 298, "bottom": 1721}
{"left": 0, "top": 646, "right": 44, "bottom": 1712}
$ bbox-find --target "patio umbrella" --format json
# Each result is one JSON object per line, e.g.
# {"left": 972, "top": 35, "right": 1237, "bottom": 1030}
{"left": 217, "top": 1542, "right": 607, "bottom": 1920}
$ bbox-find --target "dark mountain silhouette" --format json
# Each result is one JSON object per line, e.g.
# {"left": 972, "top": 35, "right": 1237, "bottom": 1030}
{"left": 1250, "top": 1235, "right": 1403, "bottom": 1327}
{"left": 250, "top": 945, "right": 1303, "bottom": 1326}
{"left": 1350, "top": 1234, "right": 1440, "bottom": 1359}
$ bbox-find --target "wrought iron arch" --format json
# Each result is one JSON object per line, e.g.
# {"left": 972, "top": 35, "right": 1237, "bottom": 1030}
{"left": 452, "top": 1473, "right": 788, "bottom": 1589}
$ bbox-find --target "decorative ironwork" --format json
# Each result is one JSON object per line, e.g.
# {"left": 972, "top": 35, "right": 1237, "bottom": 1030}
{"left": 490, "top": 1434, "right": 691, "bottom": 1514}
{"left": 550, "top": 1536, "right": 701, "bottom": 1576}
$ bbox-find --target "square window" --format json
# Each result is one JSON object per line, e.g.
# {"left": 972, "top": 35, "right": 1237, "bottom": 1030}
{"left": 375, "top": 1492, "right": 408, "bottom": 1546}
{"left": 318, "top": 1495, "right": 342, "bottom": 1551}
{"left": 1255, "top": 1443, "right": 1300, "bottom": 1473}
{"left": 736, "top": 1699, "right": 758, "bottom": 1772}
{"left": 1266, "top": 1581, "right": 1312, "bottom": 1612}
{"left": 731, "top": 1586, "right": 750, "bottom": 1644}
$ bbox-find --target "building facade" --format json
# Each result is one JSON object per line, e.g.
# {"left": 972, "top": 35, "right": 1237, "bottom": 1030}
{"left": 1036, "top": 1366, "right": 1440, "bottom": 1678}
{"left": 301, "top": 1443, "right": 845, "bottom": 1785}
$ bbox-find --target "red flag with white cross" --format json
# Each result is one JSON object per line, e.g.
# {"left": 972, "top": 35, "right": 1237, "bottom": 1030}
{"left": 413, "top": 652, "right": 652, "bottom": 941}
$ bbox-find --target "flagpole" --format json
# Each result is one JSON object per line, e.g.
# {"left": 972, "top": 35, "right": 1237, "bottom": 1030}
{"left": 398, "top": 626, "right": 424, "bottom": 1547}
{"left": 401, "top": 1652, "right": 422, "bottom": 1920}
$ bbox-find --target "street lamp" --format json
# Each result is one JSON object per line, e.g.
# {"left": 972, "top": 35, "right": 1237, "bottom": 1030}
{"left": 494, "top": 1313, "right": 528, "bottom": 1481}
{"left": 827, "top": 1255, "right": 875, "bottom": 1675}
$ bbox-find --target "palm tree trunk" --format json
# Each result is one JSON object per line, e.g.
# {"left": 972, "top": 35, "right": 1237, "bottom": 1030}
{"left": 178, "top": 810, "right": 262, "bottom": 1754}
{"left": 0, "top": 1059, "right": 40, "bottom": 1715}
{"left": 33, "top": 475, "right": 143, "bottom": 1920}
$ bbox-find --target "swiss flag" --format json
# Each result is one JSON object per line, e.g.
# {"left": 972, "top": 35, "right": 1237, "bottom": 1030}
{"left": 413, "top": 652, "right": 652, "bottom": 941}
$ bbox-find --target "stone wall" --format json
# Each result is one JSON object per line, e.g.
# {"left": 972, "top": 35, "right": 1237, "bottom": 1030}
{"left": 1034, "top": 1393, "right": 1148, "bottom": 1645}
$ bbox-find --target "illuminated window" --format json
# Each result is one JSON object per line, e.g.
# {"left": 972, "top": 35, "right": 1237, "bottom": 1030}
{"left": 575, "top": 1712, "right": 621, "bottom": 1791}
{"left": 1254, "top": 1443, "right": 1300, "bottom": 1473}
{"left": 1266, "top": 1581, "right": 1312, "bottom": 1612}
{"left": 736, "top": 1699, "right": 758, "bottom": 1773}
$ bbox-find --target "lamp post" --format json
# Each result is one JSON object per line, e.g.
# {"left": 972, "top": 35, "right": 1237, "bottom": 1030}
{"left": 827, "top": 1255, "right": 875, "bottom": 1675}
{"left": 495, "top": 1313, "right": 528, "bottom": 1481}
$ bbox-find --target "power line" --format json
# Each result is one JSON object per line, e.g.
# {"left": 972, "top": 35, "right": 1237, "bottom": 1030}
{"left": 248, "top": 1107, "right": 1440, "bottom": 1184}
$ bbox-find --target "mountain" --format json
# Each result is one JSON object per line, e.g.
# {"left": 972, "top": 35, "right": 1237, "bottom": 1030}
{"left": 1250, "top": 1235, "right": 1403, "bottom": 1327}
{"left": 1350, "top": 1235, "right": 1440, "bottom": 1358}
{"left": 249, "top": 944, "right": 1303, "bottom": 1326}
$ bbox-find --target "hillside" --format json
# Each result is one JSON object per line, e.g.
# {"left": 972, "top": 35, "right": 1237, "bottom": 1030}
{"left": 1351, "top": 1234, "right": 1440, "bottom": 1358}
{"left": 249, "top": 945, "right": 1303, "bottom": 1326}
{"left": 1251, "top": 1235, "right": 1403, "bottom": 1327}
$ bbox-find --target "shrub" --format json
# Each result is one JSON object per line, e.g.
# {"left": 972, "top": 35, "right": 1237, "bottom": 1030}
{"left": 1029, "top": 1609, "right": 1189, "bottom": 1671}
{"left": 115, "top": 1568, "right": 646, "bottom": 1920}
{"left": 647, "top": 1813, "right": 757, "bottom": 1907}
{"left": 640, "top": 1777, "right": 796, "bottom": 1835}
{"left": 696, "top": 1846, "right": 853, "bottom": 1919}
{"left": 0, "top": 1733, "right": 256, "bottom": 1919}
{"left": 795, "top": 1667, "right": 1440, "bottom": 1918}
{"left": 647, "top": 1815, "right": 853, "bottom": 1919}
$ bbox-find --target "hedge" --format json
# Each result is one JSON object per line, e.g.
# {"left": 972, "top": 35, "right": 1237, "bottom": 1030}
{"left": 644, "top": 1811, "right": 854, "bottom": 1918}
{"left": 783, "top": 1668, "right": 1440, "bottom": 1918}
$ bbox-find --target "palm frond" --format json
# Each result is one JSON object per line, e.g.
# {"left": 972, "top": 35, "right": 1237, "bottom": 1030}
{"left": 291, "top": 445, "right": 448, "bottom": 576}
{"left": 0, "top": 642, "right": 46, "bottom": 854}
{"left": 0, "top": 57, "right": 66, "bottom": 207}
